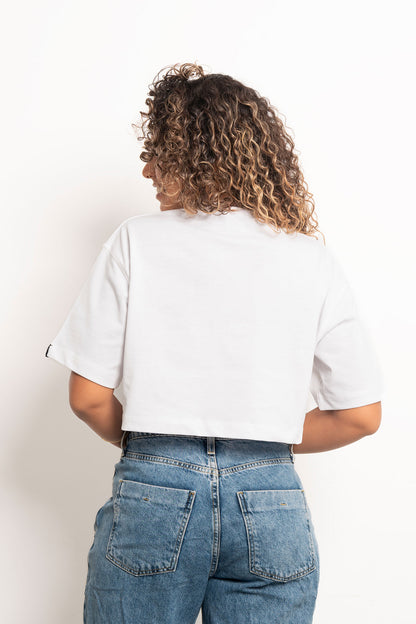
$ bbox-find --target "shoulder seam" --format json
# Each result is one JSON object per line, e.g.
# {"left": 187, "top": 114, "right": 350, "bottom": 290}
{"left": 102, "top": 244, "right": 129, "bottom": 282}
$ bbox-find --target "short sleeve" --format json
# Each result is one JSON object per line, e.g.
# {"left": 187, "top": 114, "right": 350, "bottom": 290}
{"left": 310, "top": 247, "right": 384, "bottom": 410}
{"left": 45, "top": 226, "right": 129, "bottom": 389}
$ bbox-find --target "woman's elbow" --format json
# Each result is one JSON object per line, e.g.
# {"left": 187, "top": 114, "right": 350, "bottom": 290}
{"left": 335, "top": 401, "right": 382, "bottom": 435}
{"left": 358, "top": 401, "right": 383, "bottom": 435}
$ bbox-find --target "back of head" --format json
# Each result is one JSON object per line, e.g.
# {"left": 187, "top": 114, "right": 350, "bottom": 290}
{"left": 132, "top": 62, "right": 324, "bottom": 242}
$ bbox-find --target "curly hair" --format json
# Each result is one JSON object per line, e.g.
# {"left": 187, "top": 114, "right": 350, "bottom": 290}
{"left": 132, "top": 61, "right": 324, "bottom": 242}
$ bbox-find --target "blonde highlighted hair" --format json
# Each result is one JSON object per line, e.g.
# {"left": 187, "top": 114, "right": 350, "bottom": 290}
{"left": 132, "top": 62, "right": 324, "bottom": 242}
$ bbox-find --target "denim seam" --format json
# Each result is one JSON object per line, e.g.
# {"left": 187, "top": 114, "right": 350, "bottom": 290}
{"left": 237, "top": 492, "right": 256, "bottom": 576}
{"left": 221, "top": 458, "right": 292, "bottom": 476}
{"left": 250, "top": 562, "right": 317, "bottom": 583}
{"left": 207, "top": 440, "right": 221, "bottom": 577}
{"left": 301, "top": 490, "right": 318, "bottom": 570}
{"left": 122, "top": 452, "right": 292, "bottom": 475}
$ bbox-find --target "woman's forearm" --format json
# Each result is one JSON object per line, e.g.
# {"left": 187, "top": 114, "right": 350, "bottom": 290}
{"left": 292, "top": 406, "right": 371, "bottom": 454}
{"left": 73, "top": 394, "right": 124, "bottom": 447}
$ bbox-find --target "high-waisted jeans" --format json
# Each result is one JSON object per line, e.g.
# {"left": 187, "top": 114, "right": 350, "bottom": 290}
{"left": 84, "top": 432, "right": 320, "bottom": 623}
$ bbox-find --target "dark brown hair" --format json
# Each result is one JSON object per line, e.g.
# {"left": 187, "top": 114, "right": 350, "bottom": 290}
{"left": 132, "top": 62, "right": 324, "bottom": 241}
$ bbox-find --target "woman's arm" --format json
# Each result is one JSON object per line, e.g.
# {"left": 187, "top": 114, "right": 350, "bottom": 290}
{"left": 292, "top": 402, "right": 382, "bottom": 454}
{"left": 68, "top": 372, "right": 124, "bottom": 446}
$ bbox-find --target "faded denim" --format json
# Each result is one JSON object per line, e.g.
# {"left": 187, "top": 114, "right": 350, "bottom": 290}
{"left": 84, "top": 432, "right": 320, "bottom": 623}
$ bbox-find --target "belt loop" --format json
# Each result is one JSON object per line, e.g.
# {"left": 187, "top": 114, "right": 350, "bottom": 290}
{"left": 207, "top": 437, "right": 216, "bottom": 455}
{"left": 120, "top": 431, "right": 129, "bottom": 455}
{"left": 289, "top": 443, "right": 294, "bottom": 462}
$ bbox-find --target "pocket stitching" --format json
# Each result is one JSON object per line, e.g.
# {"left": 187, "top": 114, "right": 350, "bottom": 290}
{"left": 105, "top": 479, "right": 196, "bottom": 576}
{"left": 237, "top": 488, "right": 317, "bottom": 582}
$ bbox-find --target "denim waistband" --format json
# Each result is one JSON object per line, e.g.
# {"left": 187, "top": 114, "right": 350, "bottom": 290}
{"left": 121, "top": 430, "right": 294, "bottom": 465}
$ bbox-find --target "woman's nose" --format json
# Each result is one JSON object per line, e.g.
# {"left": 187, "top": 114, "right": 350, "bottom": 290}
{"left": 142, "top": 161, "right": 153, "bottom": 180}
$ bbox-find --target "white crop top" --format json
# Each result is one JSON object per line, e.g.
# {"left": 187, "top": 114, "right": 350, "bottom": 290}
{"left": 45, "top": 207, "right": 384, "bottom": 443}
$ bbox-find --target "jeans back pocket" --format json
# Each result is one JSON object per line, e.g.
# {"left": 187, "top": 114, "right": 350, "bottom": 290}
{"left": 237, "top": 488, "right": 317, "bottom": 582}
{"left": 106, "top": 479, "right": 196, "bottom": 576}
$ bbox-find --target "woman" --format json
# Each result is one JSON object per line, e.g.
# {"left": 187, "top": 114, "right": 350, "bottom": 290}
{"left": 45, "top": 62, "right": 383, "bottom": 623}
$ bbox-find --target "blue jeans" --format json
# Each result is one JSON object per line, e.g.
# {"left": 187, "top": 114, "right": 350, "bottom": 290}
{"left": 84, "top": 432, "right": 320, "bottom": 623}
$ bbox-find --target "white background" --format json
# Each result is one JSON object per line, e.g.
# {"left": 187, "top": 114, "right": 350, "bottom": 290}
{"left": 1, "top": 0, "right": 415, "bottom": 622}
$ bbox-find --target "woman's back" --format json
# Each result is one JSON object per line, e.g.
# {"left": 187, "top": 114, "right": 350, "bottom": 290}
{"left": 46, "top": 205, "right": 383, "bottom": 443}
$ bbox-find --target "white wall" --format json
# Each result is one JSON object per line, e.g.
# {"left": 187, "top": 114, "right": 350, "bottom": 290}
{"left": 1, "top": 0, "right": 414, "bottom": 622}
